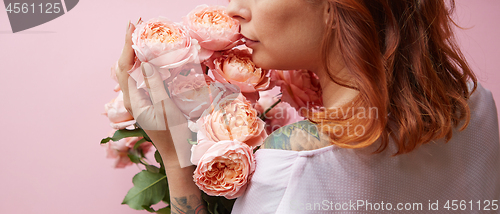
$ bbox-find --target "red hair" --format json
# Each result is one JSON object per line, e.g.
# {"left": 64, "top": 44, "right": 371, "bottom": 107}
{"left": 305, "top": 0, "right": 477, "bottom": 155}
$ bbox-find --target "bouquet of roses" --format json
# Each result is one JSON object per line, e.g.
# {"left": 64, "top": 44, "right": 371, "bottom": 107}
{"left": 101, "top": 4, "right": 322, "bottom": 214}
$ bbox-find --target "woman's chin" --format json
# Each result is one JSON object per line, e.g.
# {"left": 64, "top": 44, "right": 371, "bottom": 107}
{"left": 251, "top": 51, "right": 305, "bottom": 71}
{"left": 251, "top": 54, "right": 278, "bottom": 70}
{"left": 250, "top": 53, "right": 269, "bottom": 69}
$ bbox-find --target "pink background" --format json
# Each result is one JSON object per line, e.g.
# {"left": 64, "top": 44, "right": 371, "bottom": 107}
{"left": 0, "top": 0, "right": 498, "bottom": 213}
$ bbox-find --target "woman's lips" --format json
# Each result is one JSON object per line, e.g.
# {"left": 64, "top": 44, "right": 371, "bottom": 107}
{"left": 242, "top": 35, "right": 259, "bottom": 47}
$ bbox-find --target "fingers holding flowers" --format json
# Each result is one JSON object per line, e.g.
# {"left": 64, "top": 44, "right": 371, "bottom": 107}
{"left": 118, "top": 21, "right": 136, "bottom": 74}
{"left": 114, "top": 19, "right": 172, "bottom": 131}
{"left": 116, "top": 21, "right": 138, "bottom": 115}
{"left": 136, "top": 62, "right": 185, "bottom": 132}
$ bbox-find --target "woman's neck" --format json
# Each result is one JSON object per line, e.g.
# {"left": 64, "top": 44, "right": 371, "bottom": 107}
{"left": 314, "top": 66, "right": 359, "bottom": 109}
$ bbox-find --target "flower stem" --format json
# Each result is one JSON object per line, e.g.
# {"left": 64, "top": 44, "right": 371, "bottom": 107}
{"left": 259, "top": 99, "right": 282, "bottom": 121}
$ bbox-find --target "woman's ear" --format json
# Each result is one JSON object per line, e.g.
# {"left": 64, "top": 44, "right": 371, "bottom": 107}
{"left": 323, "top": 2, "right": 334, "bottom": 27}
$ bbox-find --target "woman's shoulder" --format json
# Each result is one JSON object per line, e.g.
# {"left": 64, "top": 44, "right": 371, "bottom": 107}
{"left": 261, "top": 120, "right": 332, "bottom": 151}
{"left": 468, "top": 81, "right": 496, "bottom": 111}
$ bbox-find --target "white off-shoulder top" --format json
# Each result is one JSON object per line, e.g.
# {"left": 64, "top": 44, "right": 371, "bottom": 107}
{"left": 232, "top": 82, "right": 500, "bottom": 213}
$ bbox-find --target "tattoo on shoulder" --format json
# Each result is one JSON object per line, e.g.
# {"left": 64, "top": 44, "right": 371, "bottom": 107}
{"left": 171, "top": 194, "right": 208, "bottom": 214}
{"left": 263, "top": 120, "right": 329, "bottom": 151}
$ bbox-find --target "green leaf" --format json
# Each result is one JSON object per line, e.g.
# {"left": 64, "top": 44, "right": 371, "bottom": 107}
{"left": 188, "top": 138, "right": 197, "bottom": 145}
{"left": 101, "top": 129, "right": 145, "bottom": 145}
{"left": 213, "top": 203, "right": 219, "bottom": 214}
{"left": 133, "top": 138, "right": 148, "bottom": 150}
{"left": 253, "top": 145, "right": 261, "bottom": 153}
{"left": 142, "top": 205, "right": 171, "bottom": 214}
{"left": 127, "top": 154, "right": 142, "bottom": 164}
{"left": 219, "top": 197, "right": 236, "bottom": 212}
{"left": 149, "top": 151, "right": 169, "bottom": 203}
{"left": 100, "top": 137, "right": 112, "bottom": 144}
{"left": 154, "top": 150, "right": 166, "bottom": 174}
{"left": 156, "top": 207, "right": 171, "bottom": 214}
{"left": 122, "top": 170, "right": 168, "bottom": 210}
{"left": 202, "top": 193, "right": 219, "bottom": 214}
{"left": 139, "top": 129, "right": 152, "bottom": 142}
{"left": 143, "top": 206, "right": 156, "bottom": 212}
{"left": 162, "top": 183, "right": 170, "bottom": 204}
{"left": 146, "top": 165, "right": 160, "bottom": 174}
{"left": 154, "top": 150, "right": 163, "bottom": 164}
{"left": 200, "top": 192, "right": 234, "bottom": 214}
{"left": 113, "top": 129, "right": 145, "bottom": 139}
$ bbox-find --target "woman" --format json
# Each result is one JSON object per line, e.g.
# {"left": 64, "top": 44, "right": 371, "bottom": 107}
{"left": 116, "top": 0, "right": 500, "bottom": 213}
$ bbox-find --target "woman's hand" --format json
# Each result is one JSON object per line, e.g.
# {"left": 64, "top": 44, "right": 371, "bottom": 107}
{"left": 114, "top": 20, "right": 192, "bottom": 168}
{"left": 114, "top": 20, "right": 208, "bottom": 214}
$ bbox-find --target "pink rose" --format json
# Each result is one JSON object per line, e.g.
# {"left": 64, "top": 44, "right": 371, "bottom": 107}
{"left": 169, "top": 70, "right": 217, "bottom": 119}
{"left": 184, "top": 5, "right": 241, "bottom": 57}
{"left": 255, "top": 88, "right": 304, "bottom": 134}
{"left": 191, "top": 95, "right": 267, "bottom": 164}
{"left": 104, "top": 91, "right": 136, "bottom": 129}
{"left": 271, "top": 70, "right": 323, "bottom": 110}
{"left": 212, "top": 48, "right": 271, "bottom": 95}
{"left": 110, "top": 61, "right": 121, "bottom": 92}
{"left": 129, "top": 17, "right": 200, "bottom": 88}
{"left": 197, "top": 95, "right": 267, "bottom": 146}
{"left": 193, "top": 140, "right": 255, "bottom": 199}
{"left": 105, "top": 136, "right": 153, "bottom": 168}
{"left": 169, "top": 69, "right": 241, "bottom": 127}
{"left": 191, "top": 130, "right": 217, "bottom": 165}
